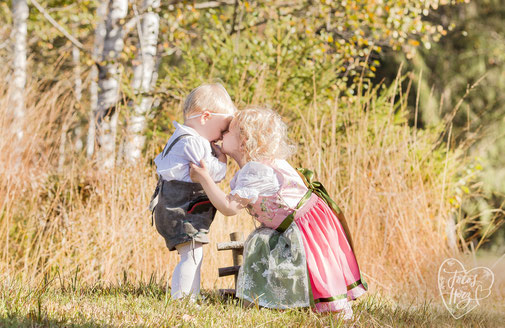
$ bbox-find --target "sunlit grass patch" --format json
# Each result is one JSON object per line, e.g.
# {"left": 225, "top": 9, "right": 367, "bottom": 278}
{"left": 0, "top": 279, "right": 503, "bottom": 327}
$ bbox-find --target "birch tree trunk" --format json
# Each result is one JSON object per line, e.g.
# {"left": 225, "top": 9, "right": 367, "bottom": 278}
{"left": 11, "top": 0, "right": 28, "bottom": 139}
{"left": 72, "top": 45, "right": 82, "bottom": 102}
{"left": 73, "top": 43, "right": 83, "bottom": 152}
{"left": 96, "top": 0, "right": 128, "bottom": 168}
{"left": 124, "top": 0, "right": 160, "bottom": 164}
{"left": 87, "top": 0, "right": 108, "bottom": 158}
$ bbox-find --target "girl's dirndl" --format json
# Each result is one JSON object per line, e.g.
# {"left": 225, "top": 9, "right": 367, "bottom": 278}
{"left": 235, "top": 162, "right": 367, "bottom": 313}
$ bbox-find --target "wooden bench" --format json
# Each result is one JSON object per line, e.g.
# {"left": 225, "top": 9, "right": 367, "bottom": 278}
{"left": 217, "top": 232, "right": 245, "bottom": 297}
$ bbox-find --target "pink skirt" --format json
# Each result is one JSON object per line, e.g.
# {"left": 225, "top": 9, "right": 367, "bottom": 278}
{"left": 294, "top": 194, "right": 367, "bottom": 312}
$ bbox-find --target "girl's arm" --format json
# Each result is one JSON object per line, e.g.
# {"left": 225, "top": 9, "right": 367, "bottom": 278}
{"left": 190, "top": 161, "right": 242, "bottom": 216}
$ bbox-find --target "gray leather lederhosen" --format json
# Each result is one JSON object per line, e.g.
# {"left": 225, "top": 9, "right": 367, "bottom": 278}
{"left": 149, "top": 134, "right": 217, "bottom": 251}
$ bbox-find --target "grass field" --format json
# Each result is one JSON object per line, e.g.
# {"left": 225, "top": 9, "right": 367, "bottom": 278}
{"left": 2, "top": 252, "right": 504, "bottom": 327}
{"left": 1, "top": 277, "right": 504, "bottom": 328}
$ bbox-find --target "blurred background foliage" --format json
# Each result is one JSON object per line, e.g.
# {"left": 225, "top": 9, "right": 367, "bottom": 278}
{"left": 374, "top": 0, "right": 505, "bottom": 251}
{"left": 0, "top": 0, "right": 502, "bottom": 258}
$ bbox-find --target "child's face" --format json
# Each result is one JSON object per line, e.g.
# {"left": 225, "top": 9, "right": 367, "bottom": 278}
{"left": 193, "top": 112, "right": 232, "bottom": 142}
{"left": 222, "top": 118, "right": 242, "bottom": 156}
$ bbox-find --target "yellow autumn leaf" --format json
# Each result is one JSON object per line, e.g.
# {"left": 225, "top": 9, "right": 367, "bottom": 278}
{"left": 408, "top": 39, "right": 420, "bottom": 46}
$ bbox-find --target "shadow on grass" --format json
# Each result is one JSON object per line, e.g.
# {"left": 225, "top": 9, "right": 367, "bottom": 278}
{"left": 0, "top": 314, "right": 105, "bottom": 328}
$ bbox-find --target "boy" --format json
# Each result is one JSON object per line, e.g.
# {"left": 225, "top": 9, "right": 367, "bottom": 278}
{"left": 151, "top": 83, "right": 235, "bottom": 301}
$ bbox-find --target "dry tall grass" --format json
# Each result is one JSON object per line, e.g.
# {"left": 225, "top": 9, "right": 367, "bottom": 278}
{"left": 0, "top": 66, "right": 474, "bottom": 301}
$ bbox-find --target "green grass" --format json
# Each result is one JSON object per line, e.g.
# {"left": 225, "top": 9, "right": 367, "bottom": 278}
{"left": 0, "top": 278, "right": 503, "bottom": 327}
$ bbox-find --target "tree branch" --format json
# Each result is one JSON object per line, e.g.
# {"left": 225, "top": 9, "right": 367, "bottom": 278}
{"left": 30, "top": 0, "right": 85, "bottom": 49}
{"left": 193, "top": 1, "right": 236, "bottom": 9}
{"left": 230, "top": 0, "right": 239, "bottom": 35}
{"left": 165, "top": 0, "right": 236, "bottom": 10}
{"left": 121, "top": 16, "right": 139, "bottom": 39}
{"left": 132, "top": 3, "right": 144, "bottom": 64}
{"left": 230, "top": 18, "right": 268, "bottom": 35}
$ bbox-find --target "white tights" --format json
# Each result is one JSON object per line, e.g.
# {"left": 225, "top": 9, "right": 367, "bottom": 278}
{"left": 171, "top": 242, "right": 203, "bottom": 300}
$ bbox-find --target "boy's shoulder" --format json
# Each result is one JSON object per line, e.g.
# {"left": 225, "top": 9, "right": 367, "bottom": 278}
{"left": 168, "top": 123, "right": 208, "bottom": 146}
{"left": 172, "top": 122, "right": 209, "bottom": 142}
{"left": 163, "top": 132, "right": 210, "bottom": 158}
{"left": 173, "top": 133, "right": 208, "bottom": 148}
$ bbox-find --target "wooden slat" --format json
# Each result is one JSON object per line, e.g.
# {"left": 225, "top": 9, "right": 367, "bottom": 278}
{"left": 217, "top": 241, "right": 244, "bottom": 251}
{"left": 218, "top": 288, "right": 236, "bottom": 297}
{"left": 218, "top": 265, "right": 241, "bottom": 277}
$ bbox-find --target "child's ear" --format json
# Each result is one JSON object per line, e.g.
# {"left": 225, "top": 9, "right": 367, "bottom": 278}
{"left": 200, "top": 111, "right": 211, "bottom": 124}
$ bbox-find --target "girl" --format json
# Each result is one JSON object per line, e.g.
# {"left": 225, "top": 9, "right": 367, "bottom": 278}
{"left": 190, "top": 107, "right": 367, "bottom": 317}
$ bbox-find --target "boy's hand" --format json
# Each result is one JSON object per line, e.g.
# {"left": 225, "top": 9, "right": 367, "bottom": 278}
{"left": 211, "top": 142, "right": 227, "bottom": 163}
{"left": 190, "top": 160, "right": 210, "bottom": 183}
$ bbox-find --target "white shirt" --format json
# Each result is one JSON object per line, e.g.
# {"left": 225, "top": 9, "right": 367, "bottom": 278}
{"left": 154, "top": 121, "right": 227, "bottom": 183}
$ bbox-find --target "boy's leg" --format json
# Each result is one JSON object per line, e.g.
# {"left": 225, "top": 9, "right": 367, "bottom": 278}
{"left": 171, "top": 241, "right": 203, "bottom": 300}
{"left": 190, "top": 243, "right": 203, "bottom": 296}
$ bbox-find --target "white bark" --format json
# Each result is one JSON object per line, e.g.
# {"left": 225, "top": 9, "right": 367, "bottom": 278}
{"left": 64, "top": 45, "right": 81, "bottom": 165}
{"left": 87, "top": 0, "right": 108, "bottom": 158}
{"left": 74, "top": 126, "right": 83, "bottom": 151}
{"left": 86, "top": 64, "right": 99, "bottom": 158}
{"left": 11, "top": 0, "right": 28, "bottom": 139}
{"left": 124, "top": 0, "right": 160, "bottom": 164}
{"left": 72, "top": 45, "right": 82, "bottom": 101}
{"left": 96, "top": 0, "right": 128, "bottom": 169}
{"left": 71, "top": 44, "right": 82, "bottom": 154}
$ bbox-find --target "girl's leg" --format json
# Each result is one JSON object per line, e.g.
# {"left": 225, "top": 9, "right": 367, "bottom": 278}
{"left": 171, "top": 241, "right": 203, "bottom": 300}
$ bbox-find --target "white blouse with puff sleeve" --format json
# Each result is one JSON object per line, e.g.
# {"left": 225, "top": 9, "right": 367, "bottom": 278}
{"left": 228, "top": 160, "right": 308, "bottom": 210}
{"left": 229, "top": 162, "right": 280, "bottom": 204}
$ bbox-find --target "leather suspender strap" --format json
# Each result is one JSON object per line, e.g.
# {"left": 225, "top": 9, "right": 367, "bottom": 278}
{"left": 150, "top": 133, "right": 192, "bottom": 225}
{"left": 162, "top": 133, "right": 192, "bottom": 158}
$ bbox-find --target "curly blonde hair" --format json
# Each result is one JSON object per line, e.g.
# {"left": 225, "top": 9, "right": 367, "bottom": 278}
{"left": 234, "top": 107, "right": 296, "bottom": 162}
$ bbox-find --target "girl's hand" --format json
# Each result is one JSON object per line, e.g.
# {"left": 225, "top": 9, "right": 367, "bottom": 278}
{"left": 190, "top": 160, "right": 210, "bottom": 183}
{"left": 189, "top": 160, "right": 242, "bottom": 216}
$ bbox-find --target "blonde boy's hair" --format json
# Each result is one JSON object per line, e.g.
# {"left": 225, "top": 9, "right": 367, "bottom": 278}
{"left": 234, "top": 107, "right": 296, "bottom": 162}
{"left": 183, "top": 83, "right": 236, "bottom": 120}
